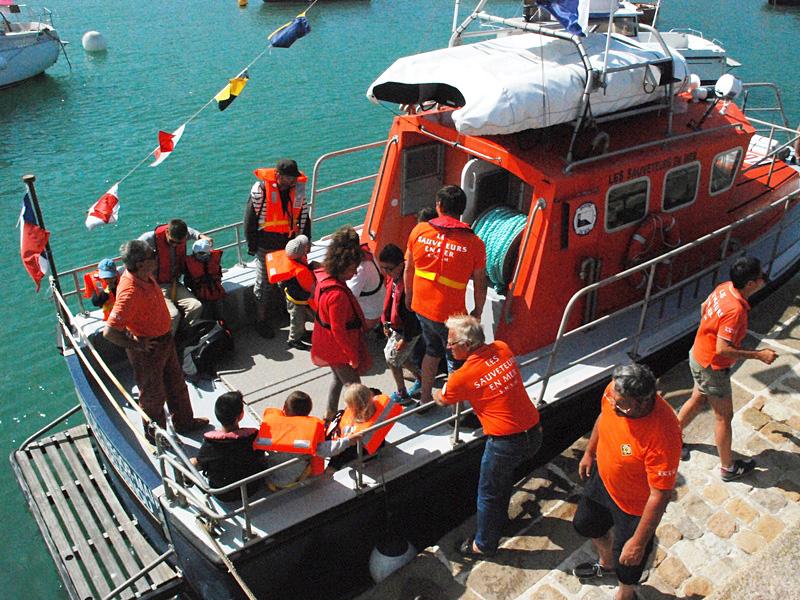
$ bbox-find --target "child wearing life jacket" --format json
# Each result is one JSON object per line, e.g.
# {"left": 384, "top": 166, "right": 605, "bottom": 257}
{"left": 191, "top": 391, "right": 265, "bottom": 502}
{"left": 83, "top": 258, "right": 120, "bottom": 321}
{"left": 279, "top": 235, "right": 316, "bottom": 351}
{"left": 318, "top": 384, "right": 401, "bottom": 469}
{"left": 259, "top": 391, "right": 326, "bottom": 491}
{"left": 184, "top": 239, "right": 226, "bottom": 323}
{"left": 378, "top": 244, "right": 422, "bottom": 406}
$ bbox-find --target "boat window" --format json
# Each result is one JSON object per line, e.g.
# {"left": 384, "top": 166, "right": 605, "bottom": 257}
{"left": 605, "top": 178, "right": 649, "bottom": 231}
{"left": 662, "top": 162, "right": 700, "bottom": 212}
{"left": 709, "top": 148, "right": 742, "bottom": 196}
{"left": 401, "top": 143, "right": 444, "bottom": 216}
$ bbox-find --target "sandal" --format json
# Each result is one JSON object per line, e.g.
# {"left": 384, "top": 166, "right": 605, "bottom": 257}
{"left": 456, "top": 536, "right": 496, "bottom": 558}
{"left": 572, "top": 561, "right": 616, "bottom": 579}
{"left": 390, "top": 389, "right": 416, "bottom": 407}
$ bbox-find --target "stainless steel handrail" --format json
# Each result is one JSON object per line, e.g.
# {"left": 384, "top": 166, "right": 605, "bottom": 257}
{"left": 534, "top": 185, "right": 800, "bottom": 404}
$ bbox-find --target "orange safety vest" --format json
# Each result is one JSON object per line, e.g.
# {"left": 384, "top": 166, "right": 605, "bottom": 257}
{"left": 252, "top": 167, "right": 308, "bottom": 235}
{"left": 338, "top": 394, "right": 403, "bottom": 455}
{"left": 254, "top": 408, "right": 325, "bottom": 475}
{"left": 154, "top": 224, "right": 187, "bottom": 284}
{"left": 184, "top": 250, "right": 225, "bottom": 301}
{"left": 82, "top": 270, "right": 117, "bottom": 320}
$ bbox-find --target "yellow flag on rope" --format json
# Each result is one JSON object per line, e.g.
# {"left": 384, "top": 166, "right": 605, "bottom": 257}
{"left": 215, "top": 72, "right": 250, "bottom": 111}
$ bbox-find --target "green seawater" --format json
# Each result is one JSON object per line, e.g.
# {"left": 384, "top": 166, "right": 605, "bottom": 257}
{"left": 1, "top": 1, "right": 798, "bottom": 596}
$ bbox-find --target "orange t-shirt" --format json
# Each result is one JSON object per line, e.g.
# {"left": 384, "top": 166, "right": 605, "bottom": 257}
{"left": 692, "top": 282, "right": 750, "bottom": 370}
{"left": 440, "top": 341, "right": 540, "bottom": 436}
{"left": 106, "top": 270, "right": 171, "bottom": 338}
{"left": 406, "top": 220, "right": 486, "bottom": 323}
{"left": 596, "top": 382, "right": 681, "bottom": 516}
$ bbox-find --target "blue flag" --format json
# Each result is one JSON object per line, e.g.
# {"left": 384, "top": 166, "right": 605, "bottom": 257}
{"left": 269, "top": 15, "right": 311, "bottom": 49}
{"left": 536, "top": 0, "right": 590, "bottom": 36}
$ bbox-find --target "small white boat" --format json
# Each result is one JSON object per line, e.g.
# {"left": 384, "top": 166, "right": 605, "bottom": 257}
{"left": 0, "top": 3, "right": 61, "bottom": 88}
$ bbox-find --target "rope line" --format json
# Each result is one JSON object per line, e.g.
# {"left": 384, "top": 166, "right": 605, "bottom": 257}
{"left": 472, "top": 206, "right": 527, "bottom": 291}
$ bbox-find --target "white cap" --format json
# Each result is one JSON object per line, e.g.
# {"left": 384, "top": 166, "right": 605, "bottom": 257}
{"left": 192, "top": 239, "right": 212, "bottom": 255}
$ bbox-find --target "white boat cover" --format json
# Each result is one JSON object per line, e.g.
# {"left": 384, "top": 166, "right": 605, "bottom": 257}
{"left": 367, "top": 33, "right": 689, "bottom": 136}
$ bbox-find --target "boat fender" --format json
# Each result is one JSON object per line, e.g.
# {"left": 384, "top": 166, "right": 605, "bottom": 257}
{"left": 625, "top": 212, "right": 681, "bottom": 290}
{"left": 82, "top": 31, "right": 107, "bottom": 53}
{"left": 368, "top": 535, "right": 417, "bottom": 583}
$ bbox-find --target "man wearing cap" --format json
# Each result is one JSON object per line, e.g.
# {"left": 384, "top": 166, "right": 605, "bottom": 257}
{"left": 104, "top": 239, "right": 208, "bottom": 438}
{"left": 83, "top": 258, "right": 120, "bottom": 321}
{"left": 245, "top": 159, "right": 311, "bottom": 339}
{"left": 138, "top": 218, "right": 211, "bottom": 335}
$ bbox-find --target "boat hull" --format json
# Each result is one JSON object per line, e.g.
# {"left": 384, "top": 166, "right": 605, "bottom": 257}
{"left": 0, "top": 30, "right": 60, "bottom": 88}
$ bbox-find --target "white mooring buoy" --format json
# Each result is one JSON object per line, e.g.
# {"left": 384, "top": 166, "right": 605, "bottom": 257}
{"left": 368, "top": 536, "right": 417, "bottom": 583}
{"left": 82, "top": 31, "right": 108, "bottom": 53}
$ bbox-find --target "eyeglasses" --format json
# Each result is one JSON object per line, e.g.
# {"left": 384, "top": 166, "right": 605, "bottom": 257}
{"left": 446, "top": 339, "right": 467, "bottom": 348}
{"left": 603, "top": 390, "right": 634, "bottom": 415}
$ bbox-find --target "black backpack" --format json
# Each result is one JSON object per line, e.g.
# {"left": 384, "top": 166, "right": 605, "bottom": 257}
{"left": 182, "top": 320, "right": 234, "bottom": 379}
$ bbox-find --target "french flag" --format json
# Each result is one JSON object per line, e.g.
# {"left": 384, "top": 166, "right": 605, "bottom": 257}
{"left": 18, "top": 192, "right": 50, "bottom": 292}
{"left": 150, "top": 124, "right": 186, "bottom": 167}
{"left": 85, "top": 183, "right": 120, "bottom": 230}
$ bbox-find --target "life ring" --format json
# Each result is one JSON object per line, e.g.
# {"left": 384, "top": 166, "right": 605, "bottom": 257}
{"left": 625, "top": 212, "right": 681, "bottom": 290}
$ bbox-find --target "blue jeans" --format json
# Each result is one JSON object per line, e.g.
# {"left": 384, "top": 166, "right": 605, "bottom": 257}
{"left": 475, "top": 424, "right": 542, "bottom": 553}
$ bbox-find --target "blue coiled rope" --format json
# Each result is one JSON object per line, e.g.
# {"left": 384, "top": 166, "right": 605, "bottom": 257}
{"left": 472, "top": 206, "right": 527, "bottom": 291}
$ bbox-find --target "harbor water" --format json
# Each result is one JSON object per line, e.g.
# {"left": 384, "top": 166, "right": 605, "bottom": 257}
{"left": 1, "top": 1, "right": 798, "bottom": 596}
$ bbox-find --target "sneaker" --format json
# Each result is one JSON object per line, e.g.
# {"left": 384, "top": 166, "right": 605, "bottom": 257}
{"left": 255, "top": 321, "right": 275, "bottom": 339}
{"left": 287, "top": 339, "right": 310, "bottom": 351}
{"left": 406, "top": 379, "right": 422, "bottom": 398}
{"left": 390, "top": 390, "right": 416, "bottom": 407}
{"left": 721, "top": 458, "right": 756, "bottom": 482}
{"left": 572, "top": 561, "right": 616, "bottom": 580}
{"left": 680, "top": 444, "right": 690, "bottom": 462}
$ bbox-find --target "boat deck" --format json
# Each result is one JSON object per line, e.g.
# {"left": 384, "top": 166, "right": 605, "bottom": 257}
{"left": 11, "top": 425, "right": 182, "bottom": 600}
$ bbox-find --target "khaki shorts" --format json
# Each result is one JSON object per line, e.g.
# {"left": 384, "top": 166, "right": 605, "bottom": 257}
{"left": 689, "top": 351, "right": 732, "bottom": 398}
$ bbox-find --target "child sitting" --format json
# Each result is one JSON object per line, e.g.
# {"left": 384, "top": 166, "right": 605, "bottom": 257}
{"left": 378, "top": 244, "right": 422, "bottom": 406}
{"left": 184, "top": 239, "right": 226, "bottom": 323}
{"left": 259, "top": 391, "right": 326, "bottom": 491}
{"left": 319, "top": 384, "right": 402, "bottom": 469}
{"left": 191, "top": 391, "right": 265, "bottom": 501}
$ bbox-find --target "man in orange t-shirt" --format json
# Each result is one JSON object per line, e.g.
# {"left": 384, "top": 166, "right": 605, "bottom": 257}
{"left": 104, "top": 240, "right": 208, "bottom": 439}
{"left": 677, "top": 257, "right": 776, "bottom": 480}
{"left": 435, "top": 315, "right": 541, "bottom": 557}
{"left": 405, "top": 185, "right": 487, "bottom": 405}
{"left": 573, "top": 364, "right": 680, "bottom": 600}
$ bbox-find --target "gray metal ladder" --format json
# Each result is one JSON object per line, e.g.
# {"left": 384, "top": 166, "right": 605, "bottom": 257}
{"left": 11, "top": 425, "right": 183, "bottom": 600}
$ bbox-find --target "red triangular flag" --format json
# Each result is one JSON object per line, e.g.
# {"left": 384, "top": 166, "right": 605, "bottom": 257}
{"left": 150, "top": 124, "right": 186, "bottom": 167}
{"left": 85, "top": 183, "right": 120, "bottom": 230}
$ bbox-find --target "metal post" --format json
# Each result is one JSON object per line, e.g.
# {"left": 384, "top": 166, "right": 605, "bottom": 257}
{"left": 629, "top": 264, "right": 657, "bottom": 360}
{"left": 240, "top": 485, "right": 253, "bottom": 541}
{"left": 451, "top": 403, "right": 462, "bottom": 447}
{"left": 355, "top": 440, "right": 364, "bottom": 490}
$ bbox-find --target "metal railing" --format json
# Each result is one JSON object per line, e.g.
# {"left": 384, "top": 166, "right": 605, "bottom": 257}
{"left": 530, "top": 184, "right": 800, "bottom": 405}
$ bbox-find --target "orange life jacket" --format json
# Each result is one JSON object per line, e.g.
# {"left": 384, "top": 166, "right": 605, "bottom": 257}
{"left": 252, "top": 167, "right": 308, "bottom": 235}
{"left": 338, "top": 394, "right": 403, "bottom": 455}
{"left": 184, "top": 250, "right": 225, "bottom": 301}
{"left": 254, "top": 408, "right": 325, "bottom": 476}
{"left": 82, "top": 270, "right": 117, "bottom": 320}
{"left": 154, "top": 224, "right": 187, "bottom": 285}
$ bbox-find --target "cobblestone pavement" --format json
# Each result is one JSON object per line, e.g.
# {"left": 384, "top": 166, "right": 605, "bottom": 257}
{"left": 357, "top": 274, "right": 800, "bottom": 600}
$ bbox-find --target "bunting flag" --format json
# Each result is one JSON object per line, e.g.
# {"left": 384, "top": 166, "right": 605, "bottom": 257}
{"left": 214, "top": 71, "right": 249, "bottom": 111}
{"left": 535, "top": 0, "right": 590, "bottom": 36}
{"left": 150, "top": 124, "right": 186, "bottom": 167}
{"left": 269, "top": 13, "right": 311, "bottom": 48}
{"left": 18, "top": 192, "right": 50, "bottom": 292}
{"left": 85, "top": 183, "right": 120, "bottom": 230}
